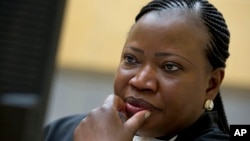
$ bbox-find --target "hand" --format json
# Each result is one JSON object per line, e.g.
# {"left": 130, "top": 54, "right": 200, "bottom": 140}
{"left": 74, "top": 94, "right": 151, "bottom": 141}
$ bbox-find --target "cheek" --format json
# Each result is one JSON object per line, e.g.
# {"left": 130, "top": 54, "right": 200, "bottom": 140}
{"left": 113, "top": 67, "right": 133, "bottom": 97}
{"left": 150, "top": 78, "right": 205, "bottom": 132}
{"left": 160, "top": 76, "right": 206, "bottom": 116}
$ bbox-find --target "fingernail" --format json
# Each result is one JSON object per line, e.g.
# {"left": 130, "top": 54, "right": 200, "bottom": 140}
{"left": 119, "top": 112, "right": 127, "bottom": 123}
{"left": 144, "top": 111, "right": 151, "bottom": 119}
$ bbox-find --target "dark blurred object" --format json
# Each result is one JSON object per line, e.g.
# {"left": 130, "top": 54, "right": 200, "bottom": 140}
{"left": 0, "top": 0, "right": 66, "bottom": 141}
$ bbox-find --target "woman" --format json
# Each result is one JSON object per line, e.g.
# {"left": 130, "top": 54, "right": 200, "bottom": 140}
{"left": 45, "top": 0, "right": 230, "bottom": 140}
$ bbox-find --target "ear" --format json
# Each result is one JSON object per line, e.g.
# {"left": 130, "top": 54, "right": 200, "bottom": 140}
{"left": 205, "top": 68, "right": 225, "bottom": 100}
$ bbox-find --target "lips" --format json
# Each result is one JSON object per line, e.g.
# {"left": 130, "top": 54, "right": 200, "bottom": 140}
{"left": 125, "top": 97, "right": 160, "bottom": 117}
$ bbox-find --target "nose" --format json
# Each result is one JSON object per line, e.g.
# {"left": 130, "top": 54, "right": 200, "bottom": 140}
{"left": 129, "top": 65, "right": 158, "bottom": 93}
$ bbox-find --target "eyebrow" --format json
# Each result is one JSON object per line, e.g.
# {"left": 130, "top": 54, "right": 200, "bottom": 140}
{"left": 125, "top": 46, "right": 144, "bottom": 54}
{"left": 155, "top": 52, "right": 197, "bottom": 68}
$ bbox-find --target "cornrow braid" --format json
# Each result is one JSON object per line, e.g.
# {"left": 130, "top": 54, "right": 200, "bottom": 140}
{"left": 199, "top": 0, "right": 230, "bottom": 68}
{"left": 135, "top": 0, "right": 230, "bottom": 134}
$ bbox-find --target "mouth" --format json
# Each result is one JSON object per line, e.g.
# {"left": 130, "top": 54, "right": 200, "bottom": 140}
{"left": 125, "top": 97, "right": 160, "bottom": 117}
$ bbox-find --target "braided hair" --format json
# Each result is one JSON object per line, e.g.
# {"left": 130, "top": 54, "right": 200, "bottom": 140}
{"left": 135, "top": 0, "right": 230, "bottom": 134}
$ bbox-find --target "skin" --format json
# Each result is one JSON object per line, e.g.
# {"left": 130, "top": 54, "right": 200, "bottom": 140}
{"left": 74, "top": 10, "right": 225, "bottom": 141}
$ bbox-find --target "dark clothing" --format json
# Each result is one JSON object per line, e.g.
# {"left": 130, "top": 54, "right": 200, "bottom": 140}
{"left": 174, "top": 112, "right": 229, "bottom": 141}
{"left": 44, "top": 112, "right": 229, "bottom": 141}
{"left": 44, "top": 114, "right": 85, "bottom": 141}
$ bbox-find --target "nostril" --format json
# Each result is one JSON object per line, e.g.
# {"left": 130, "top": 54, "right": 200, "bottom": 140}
{"left": 142, "top": 88, "right": 155, "bottom": 93}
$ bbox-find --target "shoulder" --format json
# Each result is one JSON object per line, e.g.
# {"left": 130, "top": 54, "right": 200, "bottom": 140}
{"left": 175, "top": 127, "right": 229, "bottom": 141}
{"left": 176, "top": 112, "right": 229, "bottom": 141}
{"left": 192, "top": 127, "right": 229, "bottom": 141}
{"left": 44, "top": 114, "right": 86, "bottom": 141}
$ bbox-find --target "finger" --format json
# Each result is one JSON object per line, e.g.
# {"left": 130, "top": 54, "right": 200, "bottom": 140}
{"left": 103, "top": 94, "right": 126, "bottom": 111}
{"left": 124, "top": 110, "right": 151, "bottom": 133}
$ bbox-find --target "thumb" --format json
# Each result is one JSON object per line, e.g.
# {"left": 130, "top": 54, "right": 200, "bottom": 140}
{"left": 124, "top": 110, "right": 151, "bottom": 134}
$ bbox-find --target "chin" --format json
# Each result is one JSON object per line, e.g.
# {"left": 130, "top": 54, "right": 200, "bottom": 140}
{"left": 135, "top": 121, "right": 164, "bottom": 138}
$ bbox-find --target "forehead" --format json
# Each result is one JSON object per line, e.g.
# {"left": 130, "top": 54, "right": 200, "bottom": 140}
{"left": 127, "top": 10, "right": 209, "bottom": 50}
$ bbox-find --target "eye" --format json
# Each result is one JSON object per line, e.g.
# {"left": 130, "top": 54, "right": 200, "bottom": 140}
{"left": 162, "top": 62, "right": 181, "bottom": 72}
{"left": 124, "top": 54, "right": 137, "bottom": 64}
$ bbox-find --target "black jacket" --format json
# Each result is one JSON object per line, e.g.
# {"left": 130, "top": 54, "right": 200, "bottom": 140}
{"left": 44, "top": 112, "right": 229, "bottom": 141}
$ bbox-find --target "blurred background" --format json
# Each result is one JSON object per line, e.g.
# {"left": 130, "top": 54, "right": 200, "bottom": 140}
{"left": 44, "top": 0, "right": 250, "bottom": 125}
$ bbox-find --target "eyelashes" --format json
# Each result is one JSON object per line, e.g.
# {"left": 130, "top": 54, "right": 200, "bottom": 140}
{"left": 124, "top": 54, "right": 138, "bottom": 64}
{"left": 123, "top": 53, "right": 183, "bottom": 73}
{"left": 161, "top": 62, "right": 182, "bottom": 72}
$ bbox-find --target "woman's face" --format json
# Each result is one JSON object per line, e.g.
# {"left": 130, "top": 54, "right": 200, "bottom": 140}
{"left": 114, "top": 11, "right": 213, "bottom": 137}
